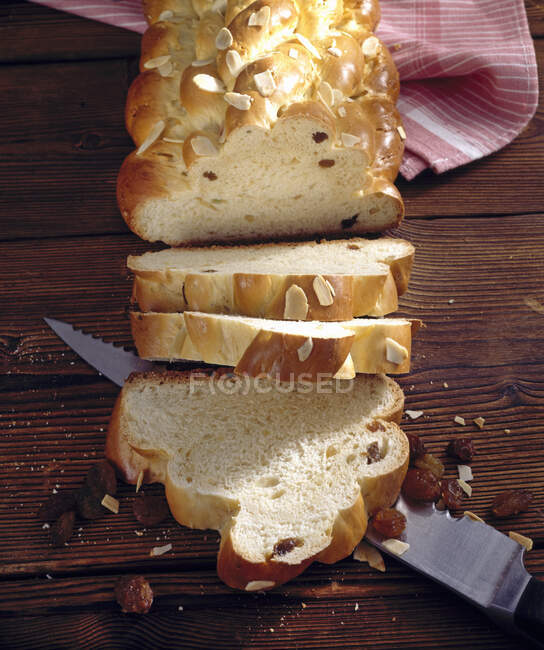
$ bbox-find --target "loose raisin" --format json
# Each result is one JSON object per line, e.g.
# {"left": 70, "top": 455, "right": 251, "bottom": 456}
{"left": 491, "top": 489, "right": 533, "bottom": 518}
{"left": 133, "top": 494, "right": 170, "bottom": 527}
{"left": 441, "top": 479, "right": 465, "bottom": 510}
{"left": 312, "top": 131, "right": 328, "bottom": 143}
{"left": 318, "top": 159, "right": 335, "bottom": 167}
{"left": 372, "top": 508, "right": 406, "bottom": 538}
{"left": 115, "top": 576, "right": 153, "bottom": 614}
{"left": 38, "top": 491, "right": 76, "bottom": 522}
{"left": 402, "top": 468, "right": 441, "bottom": 503}
{"left": 50, "top": 510, "right": 76, "bottom": 547}
{"left": 366, "top": 441, "right": 381, "bottom": 464}
{"left": 407, "top": 433, "right": 427, "bottom": 464}
{"left": 415, "top": 453, "right": 445, "bottom": 479}
{"left": 273, "top": 537, "right": 303, "bottom": 557}
{"left": 77, "top": 460, "right": 117, "bottom": 520}
{"left": 447, "top": 438, "right": 475, "bottom": 463}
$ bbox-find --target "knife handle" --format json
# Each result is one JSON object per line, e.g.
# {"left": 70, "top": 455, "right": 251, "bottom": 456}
{"left": 514, "top": 576, "right": 544, "bottom": 646}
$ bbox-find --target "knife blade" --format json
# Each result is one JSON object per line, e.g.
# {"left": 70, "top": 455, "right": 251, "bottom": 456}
{"left": 366, "top": 495, "right": 544, "bottom": 646}
{"left": 44, "top": 317, "right": 157, "bottom": 386}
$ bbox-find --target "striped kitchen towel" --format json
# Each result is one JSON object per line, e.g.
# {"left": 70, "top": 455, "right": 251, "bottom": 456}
{"left": 31, "top": 0, "right": 538, "bottom": 180}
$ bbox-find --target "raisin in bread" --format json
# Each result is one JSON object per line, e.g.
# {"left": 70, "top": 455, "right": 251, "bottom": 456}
{"left": 106, "top": 370, "right": 409, "bottom": 589}
{"left": 119, "top": 0, "right": 404, "bottom": 245}
{"left": 129, "top": 237, "right": 414, "bottom": 318}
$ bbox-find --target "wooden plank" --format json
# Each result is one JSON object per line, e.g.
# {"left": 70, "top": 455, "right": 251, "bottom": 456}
{"left": 526, "top": 0, "right": 544, "bottom": 37}
{"left": 0, "top": 2, "right": 140, "bottom": 63}
{"left": 0, "top": 47, "right": 543, "bottom": 240}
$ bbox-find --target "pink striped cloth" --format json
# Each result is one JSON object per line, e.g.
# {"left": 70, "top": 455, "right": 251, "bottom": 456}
{"left": 32, "top": 0, "right": 538, "bottom": 179}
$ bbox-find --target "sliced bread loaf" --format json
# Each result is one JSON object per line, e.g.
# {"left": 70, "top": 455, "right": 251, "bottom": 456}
{"left": 106, "top": 371, "right": 408, "bottom": 590}
{"left": 130, "top": 312, "right": 419, "bottom": 378}
{"left": 129, "top": 237, "right": 414, "bottom": 318}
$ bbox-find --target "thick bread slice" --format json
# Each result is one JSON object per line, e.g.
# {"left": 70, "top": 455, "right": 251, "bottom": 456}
{"left": 130, "top": 312, "right": 419, "bottom": 376}
{"left": 106, "top": 371, "right": 408, "bottom": 590}
{"left": 129, "top": 237, "right": 415, "bottom": 319}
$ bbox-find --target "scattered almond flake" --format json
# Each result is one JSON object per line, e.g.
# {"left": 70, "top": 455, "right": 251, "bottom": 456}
{"left": 215, "top": 26, "right": 233, "bottom": 50}
{"left": 297, "top": 337, "right": 313, "bottom": 362}
{"left": 134, "top": 530, "right": 144, "bottom": 537}
{"left": 158, "top": 60, "right": 174, "bottom": 77}
{"left": 353, "top": 540, "right": 385, "bottom": 572}
{"left": 508, "top": 531, "right": 533, "bottom": 551}
{"left": 101, "top": 494, "right": 119, "bottom": 514}
{"left": 325, "top": 280, "right": 335, "bottom": 297}
{"left": 191, "top": 136, "right": 219, "bottom": 156}
{"left": 245, "top": 580, "right": 275, "bottom": 591}
{"left": 458, "top": 478, "right": 472, "bottom": 497}
{"left": 288, "top": 48, "right": 299, "bottom": 59}
{"left": 193, "top": 73, "right": 225, "bottom": 93}
{"left": 397, "top": 125, "right": 406, "bottom": 140}
{"left": 338, "top": 106, "right": 347, "bottom": 118}
{"left": 464, "top": 511, "right": 484, "bottom": 523}
{"left": 226, "top": 50, "right": 243, "bottom": 76}
{"left": 284, "top": 284, "right": 309, "bottom": 320}
{"left": 362, "top": 35, "right": 380, "bottom": 57}
{"left": 327, "top": 46, "right": 342, "bottom": 57}
{"left": 178, "top": 605, "right": 184, "bottom": 611}
{"left": 454, "top": 415, "right": 466, "bottom": 426}
{"left": 504, "top": 428, "right": 511, "bottom": 434}
{"left": 46, "top": 574, "right": 53, "bottom": 580}
{"left": 224, "top": 91, "right": 253, "bottom": 110}
{"left": 192, "top": 57, "right": 215, "bottom": 67}
{"left": 354, "top": 602, "right": 359, "bottom": 611}
{"left": 248, "top": 5, "right": 270, "bottom": 27}
{"left": 301, "top": 602, "right": 307, "bottom": 608}
{"left": 443, "top": 382, "right": 449, "bottom": 388}
{"left": 473, "top": 417, "right": 485, "bottom": 429}
{"left": 458, "top": 465, "right": 473, "bottom": 482}
{"left": 42, "top": 523, "right": 50, "bottom": 530}
{"left": 143, "top": 55, "right": 171, "bottom": 70}
{"left": 137, "top": 120, "right": 165, "bottom": 155}
{"left": 294, "top": 33, "right": 321, "bottom": 59}
{"left": 341, "top": 132, "right": 361, "bottom": 148}
{"left": 150, "top": 543, "right": 172, "bottom": 557}
{"left": 317, "top": 81, "right": 334, "bottom": 106}
{"left": 163, "top": 137, "right": 185, "bottom": 144}
{"left": 385, "top": 338, "right": 408, "bottom": 365}
{"left": 254, "top": 69, "right": 276, "bottom": 97}
{"left": 405, "top": 409, "right": 423, "bottom": 420}
{"left": 382, "top": 539, "right": 410, "bottom": 556}
{"left": 218, "top": 128, "right": 226, "bottom": 144}
{"left": 269, "top": 628, "right": 274, "bottom": 633}
{"left": 158, "top": 10, "right": 173, "bottom": 21}
{"left": 136, "top": 470, "right": 144, "bottom": 493}
{"left": 448, "top": 298, "right": 455, "bottom": 304}
{"left": 52, "top": 488, "right": 58, "bottom": 494}
{"left": 313, "top": 275, "right": 334, "bottom": 306}
{"left": 524, "top": 296, "right": 544, "bottom": 314}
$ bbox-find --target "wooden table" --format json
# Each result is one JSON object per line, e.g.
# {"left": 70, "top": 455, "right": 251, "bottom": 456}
{"left": 0, "top": 2, "right": 543, "bottom": 647}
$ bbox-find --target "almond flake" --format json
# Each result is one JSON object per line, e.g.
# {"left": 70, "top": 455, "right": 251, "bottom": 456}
{"left": 382, "top": 539, "right": 410, "bottom": 556}
{"left": 226, "top": 50, "right": 243, "bottom": 76}
{"left": 193, "top": 74, "right": 225, "bottom": 93}
{"left": 294, "top": 33, "right": 321, "bottom": 59}
{"left": 136, "top": 470, "right": 144, "bottom": 492}
{"left": 143, "top": 55, "right": 171, "bottom": 70}
{"left": 454, "top": 415, "right": 466, "bottom": 426}
{"left": 338, "top": 106, "right": 347, "bottom": 118}
{"left": 163, "top": 137, "right": 185, "bottom": 144}
{"left": 215, "top": 27, "right": 233, "bottom": 50}
{"left": 332, "top": 88, "right": 344, "bottom": 105}
{"left": 134, "top": 529, "right": 144, "bottom": 536}
{"left": 443, "top": 382, "right": 449, "bottom": 388}
{"left": 288, "top": 48, "right": 299, "bottom": 59}
{"left": 245, "top": 580, "right": 275, "bottom": 591}
{"left": 224, "top": 92, "right": 253, "bottom": 110}
{"left": 150, "top": 543, "right": 172, "bottom": 557}
{"left": 458, "top": 465, "right": 473, "bottom": 482}
{"left": 284, "top": 284, "right": 309, "bottom": 320}
{"left": 192, "top": 57, "right": 215, "bottom": 67}
{"left": 313, "top": 275, "right": 334, "bottom": 306}
{"left": 158, "top": 61, "right": 174, "bottom": 77}
{"left": 508, "top": 531, "right": 533, "bottom": 551}
{"left": 101, "top": 494, "right": 119, "bottom": 514}
{"left": 464, "top": 511, "right": 484, "bottom": 523}
{"left": 327, "top": 46, "right": 342, "bottom": 57}
{"left": 191, "top": 136, "right": 219, "bottom": 156}
{"left": 457, "top": 478, "right": 472, "bottom": 497}
{"left": 385, "top": 338, "right": 408, "bottom": 365}
{"left": 504, "top": 428, "right": 511, "bottom": 434}
{"left": 473, "top": 417, "right": 485, "bottom": 429}
{"left": 405, "top": 409, "right": 423, "bottom": 420}
{"left": 297, "top": 337, "right": 313, "bottom": 362}
{"left": 248, "top": 6, "right": 270, "bottom": 27}
{"left": 318, "top": 81, "right": 334, "bottom": 107}
{"left": 341, "top": 132, "right": 361, "bottom": 148}
{"left": 362, "top": 35, "right": 380, "bottom": 58}
{"left": 158, "top": 10, "right": 173, "bottom": 21}
{"left": 353, "top": 540, "right": 385, "bottom": 572}
{"left": 254, "top": 70, "right": 276, "bottom": 97}
{"left": 397, "top": 125, "right": 407, "bottom": 140}
{"left": 325, "top": 279, "right": 335, "bottom": 297}
{"left": 137, "top": 120, "right": 165, "bottom": 155}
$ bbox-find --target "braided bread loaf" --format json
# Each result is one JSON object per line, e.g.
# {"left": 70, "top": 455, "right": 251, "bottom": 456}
{"left": 119, "top": 0, "right": 405, "bottom": 245}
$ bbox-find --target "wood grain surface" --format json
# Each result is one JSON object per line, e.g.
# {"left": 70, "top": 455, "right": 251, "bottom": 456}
{"left": 0, "top": 1, "right": 543, "bottom": 648}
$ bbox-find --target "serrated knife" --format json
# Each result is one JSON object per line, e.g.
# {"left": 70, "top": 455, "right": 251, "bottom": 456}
{"left": 45, "top": 317, "right": 544, "bottom": 645}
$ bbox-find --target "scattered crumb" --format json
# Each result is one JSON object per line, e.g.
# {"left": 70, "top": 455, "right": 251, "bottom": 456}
{"left": 178, "top": 605, "right": 184, "bottom": 611}
{"left": 269, "top": 628, "right": 274, "bottom": 633}
{"left": 42, "top": 523, "right": 50, "bottom": 530}
{"left": 443, "top": 382, "right": 449, "bottom": 388}
{"left": 448, "top": 299, "right": 455, "bottom": 304}
{"left": 464, "top": 511, "right": 484, "bottom": 523}
{"left": 405, "top": 409, "right": 423, "bottom": 420}
{"left": 354, "top": 602, "right": 359, "bottom": 611}
{"left": 473, "top": 417, "right": 485, "bottom": 429}
{"left": 504, "top": 429, "right": 511, "bottom": 434}
{"left": 150, "top": 543, "right": 172, "bottom": 557}
{"left": 46, "top": 574, "right": 53, "bottom": 580}
{"left": 509, "top": 531, "right": 533, "bottom": 551}
{"left": 454, "top": 415, "right": 466, "bottom": 426}
{"left": 301, "top": 602, "right": 307, "bottom": 608}
{"left": 135, "top": 530, "right": 144, "bottom": 537}
{"left": 52, "top": 489, "right": 58, "bottom": 494}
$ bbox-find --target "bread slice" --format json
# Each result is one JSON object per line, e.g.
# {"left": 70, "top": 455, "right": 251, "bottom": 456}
{"left": 106, "top": 371, "right": 409, "bottom": 590}
{"left": 130, "top": 312, "right": 419, "bottom": 377}
{"left": 129, "top": 237, "right": 415, "bottom": 319}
